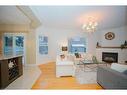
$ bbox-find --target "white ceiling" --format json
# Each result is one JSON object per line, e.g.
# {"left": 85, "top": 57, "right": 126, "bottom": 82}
{"left": 30, "top": 6, "right": 127, "bottom": 30}
{"left": 0, "top": 6, "right": 31, "bottom": 25}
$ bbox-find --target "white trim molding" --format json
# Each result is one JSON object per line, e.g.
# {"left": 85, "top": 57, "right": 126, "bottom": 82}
{"left": 16, "top": 6, "right": 41, "bottom": 29}
{"left": 0, "top": 24, "right": 30, "bottom": 32}
{"left": 24, "top": 63, "right": 38, "bottom": 67}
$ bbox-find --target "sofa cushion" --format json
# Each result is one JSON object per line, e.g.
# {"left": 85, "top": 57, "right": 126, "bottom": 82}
{"left": 67, "top": 55, "right": 74, "bottom": 61}
{"left": 123, "top": 70, "right": 127, "bottom": 75}
{"left": 111, "top": 63, "right": 127, "bottom": 73}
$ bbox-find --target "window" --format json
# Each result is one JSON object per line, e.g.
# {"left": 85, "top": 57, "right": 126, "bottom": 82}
{"left": 4, "top": 35, "right": 13, "bottom": 55}
{"left": 4, "top": 34, "right": 24, "bottom": 55}
{"left": 68, "top": 37, "right": 86, "bottom": 53}
{"left": 14, "top": 36, "right": 24, "bottom": 54}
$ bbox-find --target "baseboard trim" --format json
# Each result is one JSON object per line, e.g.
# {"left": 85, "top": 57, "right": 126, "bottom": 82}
{"left": 37, "top": 61, "right": 55, "bottom": 66}
{"left": 24, "top": 64, "right": 38, "bottom": 67}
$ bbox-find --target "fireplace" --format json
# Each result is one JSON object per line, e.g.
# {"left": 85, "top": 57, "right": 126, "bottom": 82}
{"left": 102, "top": 52, "right": 118, "bottom": 63}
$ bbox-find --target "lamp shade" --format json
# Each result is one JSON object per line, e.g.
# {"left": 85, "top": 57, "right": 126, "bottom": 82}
{"left": 62, "top": 46, "right": 67, "bottom": 51}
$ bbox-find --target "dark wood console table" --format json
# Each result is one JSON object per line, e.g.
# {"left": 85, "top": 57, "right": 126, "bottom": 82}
{"left": 0, "top": 55, "right": 23, "bottom": 89}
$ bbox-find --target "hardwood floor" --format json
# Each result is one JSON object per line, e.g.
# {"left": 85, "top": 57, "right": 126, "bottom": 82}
{"left": 32, "top": 62, "right": 102, "bottom": 89}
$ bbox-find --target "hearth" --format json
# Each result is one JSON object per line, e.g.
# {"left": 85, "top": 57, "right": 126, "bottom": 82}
{"left": 102, "top": 52, "right": 118, "bottom": 63}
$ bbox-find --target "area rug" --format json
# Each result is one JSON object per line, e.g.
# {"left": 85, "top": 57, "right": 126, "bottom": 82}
{"left": 75, "top": 65, "right": 97, "bottom": 84}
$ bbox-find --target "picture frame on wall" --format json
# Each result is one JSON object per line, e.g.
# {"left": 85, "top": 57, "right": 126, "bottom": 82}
{"left": 39, "top": 36, "right": 48, "bottom": 54}
{"left": 105, "top": 32, "right": 115, "bottom": 40}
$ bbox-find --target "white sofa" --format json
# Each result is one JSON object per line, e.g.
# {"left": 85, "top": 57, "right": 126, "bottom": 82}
{"left": 56, "top": 53, "right": 93, "bottom": 77}
{"left": 56, "top": 55, "right": 75, "bottom": 77}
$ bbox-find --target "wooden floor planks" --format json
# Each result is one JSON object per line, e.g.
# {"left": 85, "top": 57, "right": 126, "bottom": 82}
{"left": 32, "top": 62, "right": 102, "bottom": 89}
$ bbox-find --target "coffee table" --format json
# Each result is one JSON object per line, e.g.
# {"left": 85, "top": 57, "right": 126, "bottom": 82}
{"left": 77, "top": 60, "right": 108, "bottom": 72}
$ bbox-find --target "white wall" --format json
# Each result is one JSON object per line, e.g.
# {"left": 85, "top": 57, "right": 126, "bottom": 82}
{"left": 35, "top": 25, "right": 127, "bottom": 65}
{"left": 26, "top": 30, "right": 36, "bottom": 65}
{"left": 35, "top": 26, "right": 100, "bottom": 65}
{"left": 98, "top": 26, "right": 127, "bottom": 46}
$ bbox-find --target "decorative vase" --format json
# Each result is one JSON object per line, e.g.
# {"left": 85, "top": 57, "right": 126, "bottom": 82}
{"left": 121, "top": 44, "right": 125, "bottom": 49}
{"left": 124, "top": 40, "right": 127, "bottom": 46}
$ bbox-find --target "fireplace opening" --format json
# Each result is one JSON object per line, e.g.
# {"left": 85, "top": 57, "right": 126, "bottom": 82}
{"left": 102, "top": 52, "right": 118, "bottom": 63}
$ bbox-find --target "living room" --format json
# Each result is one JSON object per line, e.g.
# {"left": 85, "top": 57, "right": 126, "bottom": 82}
{"left": 0, "top": 6, "right": 127, "bottom": 90}
{"left": 33, "top": 6, "right": 127, "bottom": 89}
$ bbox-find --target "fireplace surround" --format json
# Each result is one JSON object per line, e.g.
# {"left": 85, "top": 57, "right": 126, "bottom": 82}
{"left": 102, "top": 52, "right": 118, "bottom": 63}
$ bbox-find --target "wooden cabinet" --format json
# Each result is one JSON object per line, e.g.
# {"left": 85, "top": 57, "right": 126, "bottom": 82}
{"left": 0, "top": 60, "right": 8, "bottom": 88}
{"left": 0, "top": 56, "right": 23, "bottom": 89}
{"left": 18, "top": 57, "right": 23, "bottom": 76}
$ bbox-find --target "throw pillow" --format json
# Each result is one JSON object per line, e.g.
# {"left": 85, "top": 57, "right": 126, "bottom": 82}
{"left": 111, "top": 63, "right": 127, "bottom": 73}
{"left": 74, "top": 53, "right": 81, "bottom": 58}
{"left": 60, "top": 54, "right": 65, "bottom": 59}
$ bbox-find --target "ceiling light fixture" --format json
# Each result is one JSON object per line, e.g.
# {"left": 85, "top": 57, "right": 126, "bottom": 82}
{"left": 82, "top": 17, "right": 98, "bottom": 33}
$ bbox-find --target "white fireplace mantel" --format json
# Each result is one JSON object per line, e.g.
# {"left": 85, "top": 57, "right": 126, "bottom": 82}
{"left": 96, "top": 48, "right": 127, "bottom": 63}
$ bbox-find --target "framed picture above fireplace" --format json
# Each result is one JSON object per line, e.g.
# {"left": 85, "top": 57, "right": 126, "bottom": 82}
{"left": 105, "top": 32, "right": 115, "bottom": 40}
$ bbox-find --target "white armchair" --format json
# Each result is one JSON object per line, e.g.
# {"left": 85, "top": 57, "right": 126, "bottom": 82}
{"left": 56, "top": 55, "right": 75, "bottom": 77}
